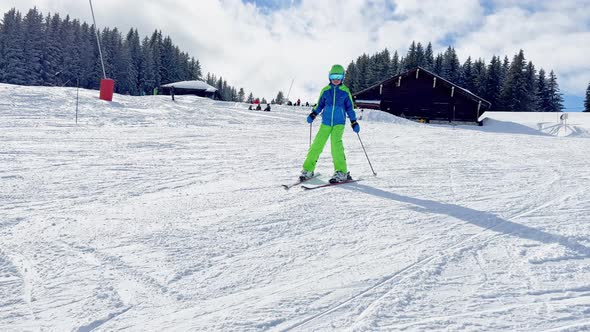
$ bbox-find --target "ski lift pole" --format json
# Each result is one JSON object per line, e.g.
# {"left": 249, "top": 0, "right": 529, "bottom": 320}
{"left": 89, "top": 0, "right": 106, "bottom": 79}
{"left": 286, "top": 78, "right": 295, "bottom": 104}
{"left": 356, "top": 133, "right": 377, "bottom": 176}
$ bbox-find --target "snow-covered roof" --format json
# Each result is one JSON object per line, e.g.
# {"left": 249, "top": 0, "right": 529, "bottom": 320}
{"left": 161, "top": 80, "right": 217, "bottom": 92}
{"left": 355, "top": 99, "right": 381, "bottom": 105}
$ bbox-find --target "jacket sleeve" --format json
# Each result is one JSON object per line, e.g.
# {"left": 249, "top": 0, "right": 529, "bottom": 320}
{"left": 312, "top": 88, "right": 327, "bottom": 115}
{"left": 344, "top": 90, "right": 357, "bottom": 122}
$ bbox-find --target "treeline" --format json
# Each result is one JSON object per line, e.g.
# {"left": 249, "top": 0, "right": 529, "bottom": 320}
{"left": 585, "top": 81, "right": 590, "bottom": 112}
{"left": 344, "top": 41, "right": 564, "bottom": 112}
{"left": 0, "top": 7, "right": 248, "bottom": 100}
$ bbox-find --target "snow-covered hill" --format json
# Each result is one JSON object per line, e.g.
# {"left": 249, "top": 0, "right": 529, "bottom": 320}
{"left": 479, "top": 111, "right": 590, "bottom": 137}
{"left": 1, "top": 83, "right": 590, "bottom": 331}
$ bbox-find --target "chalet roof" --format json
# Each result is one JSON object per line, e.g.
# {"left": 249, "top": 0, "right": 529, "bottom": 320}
{"left": 353, "top": 66, "right": 491, "bottom": 108}
{"left": 161, "top": 80, "right": 217, "bottom": 93}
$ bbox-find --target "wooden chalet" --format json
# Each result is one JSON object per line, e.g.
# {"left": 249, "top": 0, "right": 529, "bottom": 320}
{"left": 353, "top": 67, "right": 491, "bottom": 125}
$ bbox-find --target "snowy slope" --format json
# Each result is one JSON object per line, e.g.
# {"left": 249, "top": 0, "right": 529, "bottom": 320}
{"left": 479, "top": 111, "right": 590, "bottom": 137}
{"left": 1, "top": 83, "right": 590, "bottom": 332}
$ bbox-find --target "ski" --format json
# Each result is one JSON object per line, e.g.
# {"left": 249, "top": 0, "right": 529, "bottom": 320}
{"left": 282, "top": 173, "right": 321, "bottom": 190}
{"left": 301, "top": 179, "right": 361, "bottom": 190}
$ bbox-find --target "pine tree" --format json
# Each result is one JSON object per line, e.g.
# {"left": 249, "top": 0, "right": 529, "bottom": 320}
{"left": 501, "top": 55, "right": 510, "bottom": 84}
{"left": 216, "top": 77, "right": 223, "bottom": 99}
{"left": 472, "top": 58, "right": 487, "bottom": 98}
{"left": 105, "top": 28, "right": 130, "bottom": 94}
{"left": 547, "top": 70, "right": 564, "bottom": 112}
{"left": 433, "top": 53, "right": 444, "bottom": 76}
{"left": 398, "top": 56, "right": 406, "bottom": 74}
{"left": 461, "top": 56, "right": 474, "bottom": 91}
{"left": 536, "top": 69, "right": 552, "bottom": 112}
{"left": 222, "top": 80, "right": 230, "bottom": 101}
{"left": 238, "top": 88, "right": 245, "bottom": 102}
{"left": 374, "top": 50, "right": 390, "bottom": 83}
{"left": 261, "top": 97, "right": 267, "bottom": 104}
{"left": 58, "top": 15, "right": 77, "bottom": 86}
{"left": 585, "top": 81, "right": 590, "bottom": 112}
{"left": 150, "top": 30, "right": 162, "bottom": 87}
{"left": 89, "top": 24, "right": 104, "bottom": 89}
{"left": 188, "top": 58, "right": 201, "bottom": 80}
{"left": 442, "top": 46, "right": 461, "bottom": 83}
{"left": 206, "top": 73, "right": 216, "bottom": 87}
{"left": 0, "top": 9, "right": 26, "bottom": 84}
{"left": 424, "top": 42, "right": 434, "bottom": 70}
{"left": 344, "top": 62, "right": 357, "bottom": 92}
{"left": 140, "top": 36, "right": 155, "bottom": 94}
{"left": 484, "top": 56, "right": 502, "bottom": 110}
{"left": 404, "top": 41, "right": 417, "bottom": 70}
{"left": 230, "top": 86, "right": 238, "bottom": 101}
{"left": 40, "top": 13, "right": 59, "bottom": 85}
{"left": 389, "top": 51, "right": 400, "bottom": 76}
{"left": 124, "top": 28, "right": 141, "bottom": 95}
{"left": 247, "top": 92, "right": 254, "bottom": 103}
{"left": 68, "top": 19, "right": 85, "bottom": 86}
{"left": 415, "top": 42, "right": 425, "bottom": 68}
{"left": 21, "top": 7, "right": 44, "bottom": 85}
{"left": 522, "top": 61, "right": 537, "bottom": 112}
{"left": 160, "top": 36, "right": 175, "bottom": 84}
{"left": 350, "top": 57, "right": 362, "bottom": 91}
{"left": 275, "top": 91, "right": 285, "bottom": 104}
{"left": 500, "top": 50, "right": 527, "bottom": 112}
{"left": 365, "top": 52, "right": 380, "bottom": 86}
{"left": 355, "top": 54, "right": 369, "bottom": 90}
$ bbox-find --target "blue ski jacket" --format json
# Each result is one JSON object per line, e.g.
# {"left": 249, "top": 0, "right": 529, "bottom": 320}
{"left": 311, "top": 83, "right": 357, "bottom": 126}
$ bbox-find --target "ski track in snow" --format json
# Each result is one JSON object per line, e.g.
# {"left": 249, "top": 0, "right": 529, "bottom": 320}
{"left": 1, "top": 83, "right": 590, "bottom": 331}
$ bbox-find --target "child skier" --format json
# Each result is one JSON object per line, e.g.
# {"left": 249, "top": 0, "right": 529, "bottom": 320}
{"left": 300, "top": 64, "right": 360, "bottom": 183}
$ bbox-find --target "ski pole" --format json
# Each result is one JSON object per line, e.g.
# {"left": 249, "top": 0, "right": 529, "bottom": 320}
{"left": 357, "top": 133, "right": 377, "bottom": 176}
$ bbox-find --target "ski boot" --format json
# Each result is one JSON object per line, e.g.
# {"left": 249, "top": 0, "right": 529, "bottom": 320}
{"left": 299, "top": 170, "right": 315, "bottom": 182}
{"left": 329, "top": 171, "right": 352, "bottom": 184}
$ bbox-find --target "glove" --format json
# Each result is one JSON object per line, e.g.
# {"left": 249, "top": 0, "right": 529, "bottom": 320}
{"left": 307, "top": 112, "right": 317, "bottom": 124}
{"left": 351, "top": 120, "right": 360, "bottom": 133}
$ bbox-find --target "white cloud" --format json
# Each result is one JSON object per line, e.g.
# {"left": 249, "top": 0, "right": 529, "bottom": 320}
{"left": 1, "top": 0, "right": 589, "bottom": 99}
{"left": 455, "top": 4, "right": 590, "bottom": 95}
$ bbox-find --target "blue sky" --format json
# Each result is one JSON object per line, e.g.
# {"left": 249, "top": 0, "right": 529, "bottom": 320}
{"left": 2, "top": 0, "right": 589, "bottom": 109}
{"left": 242, "top": 0, "right": 301, "bottom": 12}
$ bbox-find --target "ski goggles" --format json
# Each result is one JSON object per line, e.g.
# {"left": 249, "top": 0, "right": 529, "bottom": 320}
{"left": 329, "top": 73, "right": 344, "bottom": 81}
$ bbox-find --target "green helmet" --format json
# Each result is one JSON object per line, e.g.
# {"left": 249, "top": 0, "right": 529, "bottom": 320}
{"left": 329, "top": 64, "right": 345, "bottom": 75}
{"left": 329, "top": 64, "right": 345, "bottom": 82}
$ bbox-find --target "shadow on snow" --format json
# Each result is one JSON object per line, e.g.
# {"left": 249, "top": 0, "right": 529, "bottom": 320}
{"left": 348, "top": 183, "right": 590, "bottom": 258}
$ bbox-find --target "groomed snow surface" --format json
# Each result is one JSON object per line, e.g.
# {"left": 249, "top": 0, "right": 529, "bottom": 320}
{"left": 1, "top": 83, "right": 590, "bottom": 331}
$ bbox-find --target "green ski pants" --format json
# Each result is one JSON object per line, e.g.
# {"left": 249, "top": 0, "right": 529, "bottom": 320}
{"left": 303, "top": 124, "right": 347, "bottom": 173}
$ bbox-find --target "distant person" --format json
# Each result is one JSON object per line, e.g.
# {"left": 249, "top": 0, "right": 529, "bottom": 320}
{"left": 299, "top": 64, "right": 359, "bottom": 184}
{"left": 305, "top": 101, "right": 309, "bottom": 107}
{"left": 256, "top": 104, "right": 262, "bottom": 111}
{"left": 264, "top": 104, "right": 271, "bottom": 112}
{"left": 254, "top": 98, "right": 260, "bottom": 104}
{"left": 297, "top": 99, "right": 301, "bottom": 106}
{"left": 153, "top": 87, "right": 158, "bottom": 95}
{"left": 170, "top": 86, "right": 175, "bottom": 101}
{"left": 287, "top": 101, "right": 293, "bottom": 106}
{"left": 248, "top": 104, "right": 253, "bottom": 110}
